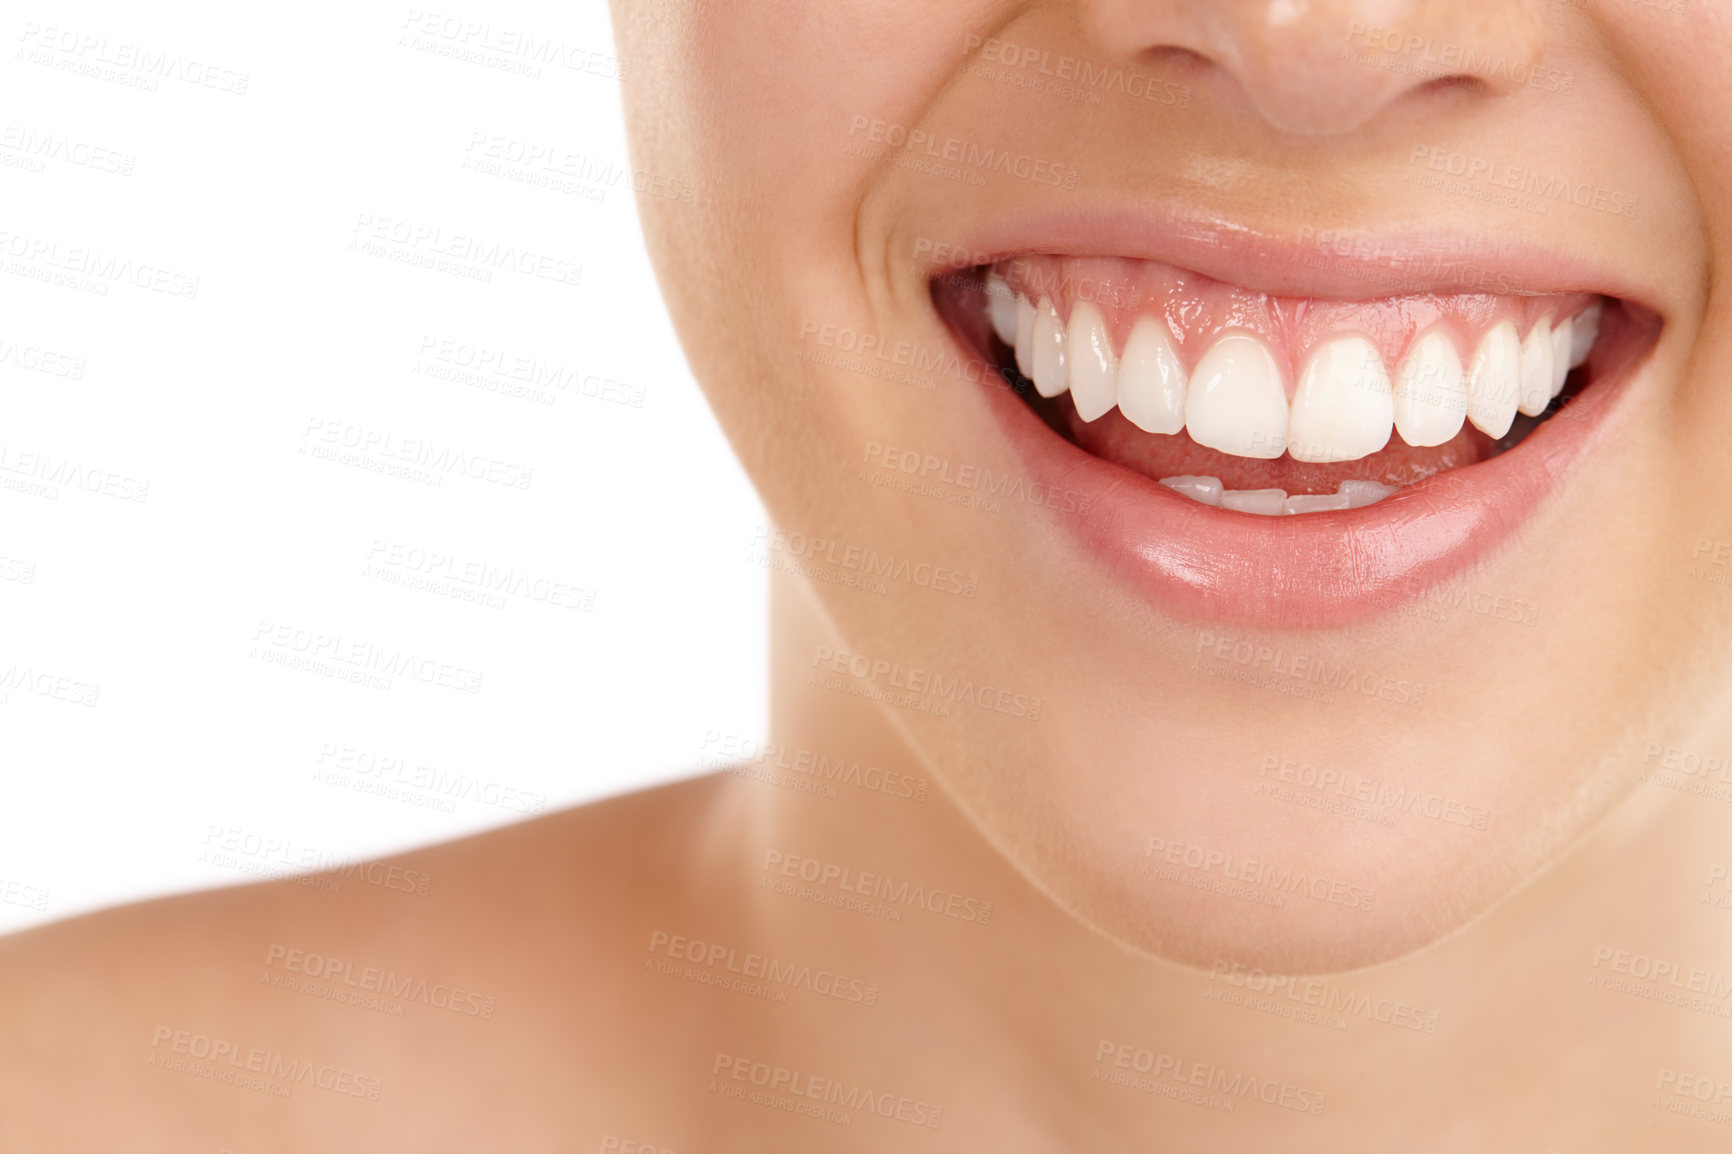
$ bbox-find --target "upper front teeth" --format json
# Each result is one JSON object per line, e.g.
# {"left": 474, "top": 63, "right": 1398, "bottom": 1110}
{"left": 1116, "top": 317, "right": 1187, "bottom": 435}
{"left": 991, "top": 273, "right": 1599, "bottom": 463}
{"left": 1186, "top": 334, "right": 1288, "bottom": 459}
{"left": 1067, "top": 301, "right": 1118, "bottom": 422}
{"left": 1030, "top": 296, "right": 1069, "bottom": 398}
{"left": 1289, "top": 335, "right": 1392, "bottom": 463}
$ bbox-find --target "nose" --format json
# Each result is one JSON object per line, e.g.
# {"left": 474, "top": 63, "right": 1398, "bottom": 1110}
{"left": 1075, "top": 0, "right": 1549, "bottom": 135}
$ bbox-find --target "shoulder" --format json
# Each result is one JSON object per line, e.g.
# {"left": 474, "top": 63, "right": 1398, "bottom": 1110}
{"left": 0, "top": 772, "right": 747, "bottom": 1147}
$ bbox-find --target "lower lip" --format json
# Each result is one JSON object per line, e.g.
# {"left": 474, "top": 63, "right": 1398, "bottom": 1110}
{"left": 969, "top": 338, "right": 1631, "bottom": 629}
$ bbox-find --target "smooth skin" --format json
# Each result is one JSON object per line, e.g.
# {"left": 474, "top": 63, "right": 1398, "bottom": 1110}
{"left": 5, "top": 0, "right": 1732, "bottom": 1148}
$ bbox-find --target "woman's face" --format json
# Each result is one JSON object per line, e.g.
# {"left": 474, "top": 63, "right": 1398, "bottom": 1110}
{"left": 613, "top": 0, "right": 1730, "bottom": 971}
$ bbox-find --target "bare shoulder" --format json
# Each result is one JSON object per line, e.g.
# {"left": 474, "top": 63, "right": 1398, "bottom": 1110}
{"left": 0, "top": 772, "right": 747, "bottom": 1149}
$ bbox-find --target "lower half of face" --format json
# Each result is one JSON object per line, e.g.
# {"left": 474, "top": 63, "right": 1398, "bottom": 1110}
{"left": 617, "top": 0, "right": 1732, "bottom": 970}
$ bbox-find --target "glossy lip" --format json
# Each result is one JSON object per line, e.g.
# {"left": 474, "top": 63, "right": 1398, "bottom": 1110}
{"left": 926, "top": 218, "right": 1658, "bottom": 629}
{"left": 917, "top": 203, "right": 1656, "bottom": 304}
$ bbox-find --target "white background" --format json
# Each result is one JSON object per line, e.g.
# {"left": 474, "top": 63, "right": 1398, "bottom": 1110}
{"left": 0, "top": 1, "right": 770, "bottom": 935}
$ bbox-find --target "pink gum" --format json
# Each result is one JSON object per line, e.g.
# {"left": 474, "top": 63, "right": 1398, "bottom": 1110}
{"left": 995, "top": 254, "right": 1597, "bottom": 396}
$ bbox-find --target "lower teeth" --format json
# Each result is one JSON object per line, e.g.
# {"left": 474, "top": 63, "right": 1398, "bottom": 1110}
{"left": 1158, "top": 475, "right": 1396, "bottom": 515}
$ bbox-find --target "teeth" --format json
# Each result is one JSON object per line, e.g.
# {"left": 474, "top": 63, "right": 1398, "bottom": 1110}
{"left": 1517, "top": 317, "right": 1554, "bottom": 418}
{"left": 1158, "top": 474, "right": 1222, "bottom": 506}
{"left": 986, "top": 272, "right": 1018, "bottom": 346}
{"left": 1185, "top": 333, "right": 1288, "bottom": 459}
{"left": 1220, "top": 488, "right": 1287, "bottom": 516}
{"left": 1159, "top": 475, "right": 1400, "bottom": 513}
{"left": 1031, "top": 296, "right": 1069, "bottom": 398}
{"left": 1013, "top": 294, "right": 1037, "bottom": 379}
{"left": 1117, "top": 317, "right": 1187, "bottom": 435}
{"left": 991, "top": 286, "right": 1602, "bottom": 462}
{"left": 1283, "top": 491, "right": 1350, "bottom": 514}
{"left": 1287, "top": 335, "right": 1393, "bottom": 463}
{"left": 1569, "top": 302, "right": 1600, "bottom": 369}
{"left": 1339, "top": 479, "right": 1396, "bottom": 508}
{"left": 1549, "top": 317, "right": 1573, "bottom": 398}
{"left": 1067, "top": 301, "right": 1118, "bottom": 422}
{"left": 1465, "top": 321, "right": 1521, "bottom": 438}
{"left": 1392, "top": 328, "right": 1467, "bottom": 448}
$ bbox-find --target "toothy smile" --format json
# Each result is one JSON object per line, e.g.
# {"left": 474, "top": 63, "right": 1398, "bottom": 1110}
{"left": 941, "top": 254, "right": 1640, "bottom": 515}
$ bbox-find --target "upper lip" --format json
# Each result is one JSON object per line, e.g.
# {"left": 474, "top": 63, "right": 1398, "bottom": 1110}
{"left": 913, "top": 204, "right": 1657, "bottom": 315}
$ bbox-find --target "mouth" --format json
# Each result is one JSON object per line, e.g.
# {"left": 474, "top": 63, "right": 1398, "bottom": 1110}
{"left": 932, "top": 247, "right": 1661, "bottom": 626}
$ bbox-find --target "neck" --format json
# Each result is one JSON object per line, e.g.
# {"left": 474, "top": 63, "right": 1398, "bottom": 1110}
{"left": 724, "top": 568, "right": 1732, "bottom": 1146}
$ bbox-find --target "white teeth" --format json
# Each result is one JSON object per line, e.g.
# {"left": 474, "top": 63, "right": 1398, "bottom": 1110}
{"left": 994, "top": 290, "right": 1600, "bottom": 462}
{"left": 1013, "top": 294, "right": 1036, "bottom": 379}
{"left": 1066, "top": 301, "right": 1118, "bottom": 422}
{"left": 1392, "top": 328, "right": 1467, "bottom": 448}
{"left": 1517, "top": 317, "right": 1554, "bottom": 418}
{"left": 1158, "top": 475, "right": 1399, "bottom": 513}
{"left": 1117, "top": 317, "right": 1187, "bottom": 435}
{"left": 1159, "top": 474, "right": 1222, "bottom": 506}
{"left": 1220, "top": 488, "right": 1287, "bottom": 516}
{"left": 1031, "top": 296, "right": 1069, "bottom": 398}
{"left": 1287, "top": 335, "right": 1393, "bottom": 463}
{"left": 986, "top": 272, "right": 1018, "bottom": 346}
{"left": 1465, "top": 321, "right": 1521, "bottom": 438}
{"left": 1185, "top": 334, "right": 1288, "bottom": 459}
{"left": 1549, "top": 317, "right": 1573, "bottom": 398}
{"left": 1283, "top": 491, "right": 1350, "bottom": 514}
{"left": 1569, "top": 302, "right": 1600, "bottom": 369}
{"left": 1339, "top": 479, "right": 1396, "bottom": 508}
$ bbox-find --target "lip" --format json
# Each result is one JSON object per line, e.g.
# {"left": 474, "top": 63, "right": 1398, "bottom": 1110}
{"left": 918, "top": 203, "right": 1656, "bottom": 304}
{"left": 927, "top": 217, "right": 1659, "bottom": 628}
